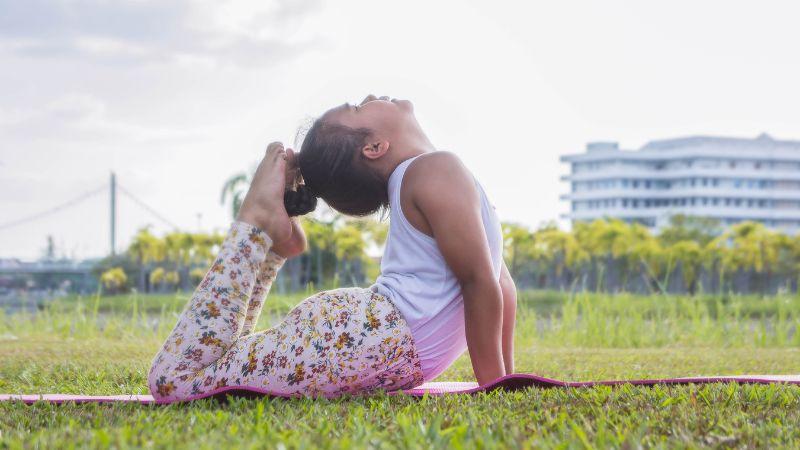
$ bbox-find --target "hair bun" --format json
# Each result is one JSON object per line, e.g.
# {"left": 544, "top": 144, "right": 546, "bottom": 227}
{"left": 284, "top": 185, "right": 318, "bottom": 216}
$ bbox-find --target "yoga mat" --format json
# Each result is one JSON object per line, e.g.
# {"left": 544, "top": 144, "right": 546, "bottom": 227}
{"left": 2, "top": 373, "right": 799, "bottom": 405}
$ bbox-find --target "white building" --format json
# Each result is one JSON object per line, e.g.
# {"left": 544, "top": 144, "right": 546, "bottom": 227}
{"left": 560, "top": 133, "right": 800, "bottom": 234}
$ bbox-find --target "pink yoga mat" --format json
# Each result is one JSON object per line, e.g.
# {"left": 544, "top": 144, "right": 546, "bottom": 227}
{"left": 2, "top": 373, "right": 799, "bottom": 405}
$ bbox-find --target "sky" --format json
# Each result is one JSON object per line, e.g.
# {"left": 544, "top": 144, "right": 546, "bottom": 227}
{"left": 1, "top": 0, "right": 799, "bottom": 260}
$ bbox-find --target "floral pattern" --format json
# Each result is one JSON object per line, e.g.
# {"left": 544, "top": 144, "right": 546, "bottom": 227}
{"left": 148, "top": 221, "right": 424, "bottom": 402}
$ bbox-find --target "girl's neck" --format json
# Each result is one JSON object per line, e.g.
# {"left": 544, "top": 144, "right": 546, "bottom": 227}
{"left": 379, "top": 143, "right": 434, "bottom": 181}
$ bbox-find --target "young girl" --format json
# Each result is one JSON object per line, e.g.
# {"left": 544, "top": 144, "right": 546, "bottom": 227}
{"left": 148, "top": 95, "right": 517, "bottom": 401}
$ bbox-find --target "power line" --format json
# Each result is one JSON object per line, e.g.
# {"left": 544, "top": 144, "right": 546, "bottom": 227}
{"left": 0, "top": 179, "right": 181, "bottom": 234}
{"left": 0, "top": 185, "right": 106, "bottom": 231}
{"left": 116, "top": 184, "right": 180, "bottom": 230}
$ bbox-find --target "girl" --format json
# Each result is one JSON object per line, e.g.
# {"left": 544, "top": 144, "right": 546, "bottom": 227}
{"left": 148, "top": 95, "right": 517, "bottom": 401}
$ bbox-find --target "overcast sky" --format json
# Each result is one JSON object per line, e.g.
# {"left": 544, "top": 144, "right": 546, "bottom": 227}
{"left": 1, "top": 0, "right": 799, "bottom": 260}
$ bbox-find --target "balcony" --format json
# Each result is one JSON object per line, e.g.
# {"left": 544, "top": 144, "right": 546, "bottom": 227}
{"left": 561, "top": 167, "right": 800, "bottom": 182}
{"left": 561, "top": 187, "right": 800, "bottom": 201}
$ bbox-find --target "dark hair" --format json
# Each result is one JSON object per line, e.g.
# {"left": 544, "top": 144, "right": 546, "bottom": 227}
{"left": 283, "top": 187, "right": 317, "bottom": 217}
{"left": 290, "top": 120, "right": 388, "bottom": 217}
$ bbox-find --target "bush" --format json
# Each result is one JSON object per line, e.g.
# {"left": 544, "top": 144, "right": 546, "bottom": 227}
{"left": 100, "top": 267, "right": 128, "bottom": 294}
{"left": 149, "top": 267, "right": 165, "bottom": 287}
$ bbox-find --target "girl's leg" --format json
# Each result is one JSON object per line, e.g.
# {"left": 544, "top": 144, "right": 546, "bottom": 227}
{"left": 188, "top": 287, "right": 425, "bottom": 399}
{"left": 148, "top": 221, "right": 424, "bottom": 401}
{"left": 148, "top": 221, "right": 274, "bottom": 399}
{"left": 240, "top": 250, "right": 286, "bottom": 336}
{"left": 149, "top": 141, "right": 291, "bottom": 400}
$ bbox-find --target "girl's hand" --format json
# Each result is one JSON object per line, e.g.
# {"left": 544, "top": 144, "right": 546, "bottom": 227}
{"left": 272, "top": 148, "right": 308, "bottom": 258}
{"left": 271, "top": 217, "right": 307, "bottom": 259}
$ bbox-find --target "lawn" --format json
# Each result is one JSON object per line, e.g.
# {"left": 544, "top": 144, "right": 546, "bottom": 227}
{"left": 1, "top": 291, "right": 799, "bottom": 448}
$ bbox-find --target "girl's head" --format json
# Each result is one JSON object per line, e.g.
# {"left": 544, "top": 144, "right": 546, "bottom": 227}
{"left": 289, "top": 95, "right": 425, "bottom": 217}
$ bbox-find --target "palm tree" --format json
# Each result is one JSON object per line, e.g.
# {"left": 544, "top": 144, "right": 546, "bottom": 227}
{"left": 664, "top": 240, "right": 702, "bottom": 294}
{"left": 574, "top": 219, "right": 621, "bottom": 292}
{"left": 220, "top": 172, "right": 250, "bottom": 219}
{"left": 705, "top": 221, "right": 778, "bottom": 293}
{"left": 531, "top": 224, "right": 587, "bottom": 290}
{"left": 501, "top": 222, "right": 535, "bottom": 279}
{"left": 333, "top": 224, "right": 367, "bottom": 286}
{"left": 659, "top": 214, "right": 721, "bottom": 247}
{"left": 302, "top": 217, "right": 336, "bottom": 286}
{"left": 623, "top": 223, "right": 663, "bottom": 293}
{"left": 164, "top": 231, "right": 194, "bottom": 289}
{"left": 773, "top": 233, "right": 800, "bottom": 292}
{"left": 127, "top": 227, "right": 166, "bottom": 292}
{"left": 192, "top": 232, "right": 220, "bottom": 264}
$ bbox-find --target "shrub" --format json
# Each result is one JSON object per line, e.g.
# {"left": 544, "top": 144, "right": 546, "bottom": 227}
{"left": 100, "top": 267, "right": 128, "bottom": 294}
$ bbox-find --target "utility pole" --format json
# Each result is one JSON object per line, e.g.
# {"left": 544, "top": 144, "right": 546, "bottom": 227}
{"left": 110, "top": 172, "right": 117, "bottom": 256}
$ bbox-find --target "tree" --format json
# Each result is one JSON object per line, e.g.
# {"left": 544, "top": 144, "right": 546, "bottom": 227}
{"left": 502, "top": 222, "right": 535, "bottom": 279}
{"left": 164, "top": 231, "right": 194, "bottom": 290}
{"left": 220, "top": 172, "right": 250, "bottom": 219}
{"left": 705, "top": 221, "right": 779, "bottom": 293}
{"left": 659, "top": 214, "right": 722, "bottom": 247}
{"left": 149, "top": 267, "right": 166, "bottom": 291}
{"left": 663, "top": 240, "right": 702, "bottom": 293}
{"left": 333, "top": 224, "right": 367, "bottom": 286}
{"left": 531, "top": 224, "right": 587, "bottom": 290}
{"left": 128, "top": 227, "right": 166, "bottom": 292}
{"left": 302, "top": 217, "right": 336, "bottom": 286}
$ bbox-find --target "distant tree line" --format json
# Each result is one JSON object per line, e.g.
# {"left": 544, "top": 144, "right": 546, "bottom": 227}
{"left": 503, "top": 215, "right": 800, "bottom": 295}
{"left": 93, "top": 167, "right": 800, "bottom": 297}
{"left": 96, "top": 216, "right": 388, "bottom": 295}
{"left": 97, "top": 213, "right": 800, "bottom": 296}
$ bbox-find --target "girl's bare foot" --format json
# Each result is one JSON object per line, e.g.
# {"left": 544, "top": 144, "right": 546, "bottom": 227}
{"left": 237, "top": 142, "right": 293, "bottom": 244}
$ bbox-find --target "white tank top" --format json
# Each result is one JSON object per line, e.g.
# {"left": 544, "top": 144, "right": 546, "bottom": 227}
{"left": 371, "top": 154, "right": 504, "bottom": 382}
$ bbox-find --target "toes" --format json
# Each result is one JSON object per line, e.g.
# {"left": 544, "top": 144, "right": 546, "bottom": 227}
{"left": 266, "top": 141, "right": 284, "bottom": 156}
{"left": 264, "top": 142, "right": 288, "bottom": 165}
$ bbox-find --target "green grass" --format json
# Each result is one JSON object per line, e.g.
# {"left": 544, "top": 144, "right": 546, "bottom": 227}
{"left": 1, "top": 291, "right": 799, "bottom": 448}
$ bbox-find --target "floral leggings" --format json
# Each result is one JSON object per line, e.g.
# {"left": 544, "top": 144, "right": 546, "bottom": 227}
{"left": 148, "top": 221, "right": 425, "bottom": 401}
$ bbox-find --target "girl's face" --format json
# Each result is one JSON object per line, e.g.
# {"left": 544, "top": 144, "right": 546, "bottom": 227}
{"left": 323, "top": 94, "right": 416, "bottom": 138}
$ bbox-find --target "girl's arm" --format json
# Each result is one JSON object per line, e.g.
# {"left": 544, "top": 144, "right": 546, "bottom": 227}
{"left": 404, "top": 152, "right": 506, "bottom": 386}
{"left": 500, "top": 261, "right": 517, "bottom": 374}
{"left": 271, "top": 217, "right": 307, "bottom": 258}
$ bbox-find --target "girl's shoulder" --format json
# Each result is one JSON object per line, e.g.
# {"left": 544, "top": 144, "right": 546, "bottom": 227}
{"left": 398, "top": 151, "right": 480, "bottom": 239}
{"left": 405, "top": 151, "right": 470, "bottom": 186}
{"left": 402, "top": 151, "right": 479, "bottom": 209}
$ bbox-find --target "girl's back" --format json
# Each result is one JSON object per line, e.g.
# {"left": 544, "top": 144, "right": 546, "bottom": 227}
{"left": 372, "top": 152, "right": 504, "bottom": 382}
